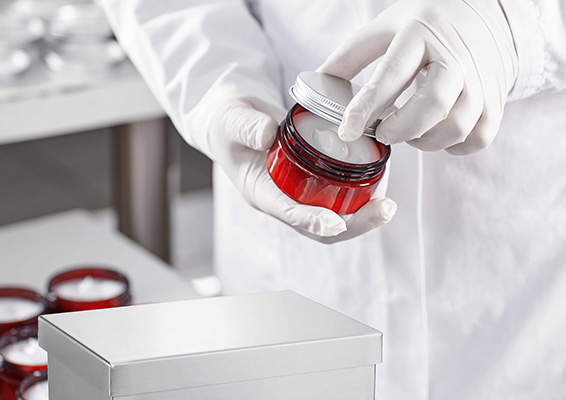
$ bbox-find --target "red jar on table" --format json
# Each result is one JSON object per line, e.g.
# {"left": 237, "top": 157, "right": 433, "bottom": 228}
{"left": 0, "top": 288, "right": 48, "bottom": 336}
{"left": 0, "top": 326, "right": 47, "bottom": 400}
{"left": 47, "top": 267, "right": 131, "bottom": 313}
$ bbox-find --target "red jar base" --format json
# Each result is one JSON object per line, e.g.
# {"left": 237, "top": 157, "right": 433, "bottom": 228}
{"left": 267, "top": 137, "right": 382, "bottom": 214}
{"left": 0, "top": 372, "right": 20, "bottom": 400}
{"left": 0, "top": 288, "right": 48, "bottom": 336}
{"left": 0, "top": 327, "right": 46, "bottom": 400}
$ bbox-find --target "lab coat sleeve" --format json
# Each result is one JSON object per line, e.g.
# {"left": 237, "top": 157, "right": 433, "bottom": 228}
{"left": 499, "top": 0, "right": 566, "bottom": 100}
{"left": 98, "top": 0, "right": 284, "bottom": 159}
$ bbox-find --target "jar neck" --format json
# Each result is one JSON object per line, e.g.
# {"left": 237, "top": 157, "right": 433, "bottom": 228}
{"left": 284, "top": 104, "right": 389, "bottom": 181}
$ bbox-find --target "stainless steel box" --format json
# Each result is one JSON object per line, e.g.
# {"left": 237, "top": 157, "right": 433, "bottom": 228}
{"left": 39, "top": 291, "right": 381, "bottom": 399}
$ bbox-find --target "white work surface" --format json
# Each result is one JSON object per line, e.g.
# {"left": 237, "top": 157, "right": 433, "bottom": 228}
{"left": 0, "top": 61, "right": 165, "bottom": 145}
{"left": 0, "top": 210, "right": 199, "bottom": 303}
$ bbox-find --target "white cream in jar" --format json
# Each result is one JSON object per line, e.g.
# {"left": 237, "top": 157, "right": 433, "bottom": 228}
{"left": 23, "top": 380, "right": 49, "bottom": 400}
{"left": 1, "top": 338, "right": 47, "bottom": 366}
{"left": 0, "top": 298, "right": 44, "bottom": 324}
{"left": 293, "top": 109, "right": 380, "bottom": 164}
{"left": 53, "top": 276, "right": 127, "bottom": 302}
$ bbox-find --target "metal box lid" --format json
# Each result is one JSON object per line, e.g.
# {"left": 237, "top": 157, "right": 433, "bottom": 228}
{"left": 39, "top": 291, "right": 382, "bottom": 397}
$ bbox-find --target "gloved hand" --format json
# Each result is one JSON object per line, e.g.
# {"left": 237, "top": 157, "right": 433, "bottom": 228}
{"left": 186, "top": 92, "right": 396, "bottom": 241}
{"left": 294, "top": 162, "right": 395, "bottom": 245}
{"left": 318, "top": 0, "right": 518, "bottom": 155}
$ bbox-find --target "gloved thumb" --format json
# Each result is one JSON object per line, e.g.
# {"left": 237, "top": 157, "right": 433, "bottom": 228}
{"left": 295, "top": 197, "right": 397, "bottom": 244}
{"left": 341, "top": 197, "right": 396, "bottom": 235}
{"left": 316, "top": 23, "right": 393, "bottom": 142}
{"left": 224, "top": 101, "right": 279, "bottom": 151}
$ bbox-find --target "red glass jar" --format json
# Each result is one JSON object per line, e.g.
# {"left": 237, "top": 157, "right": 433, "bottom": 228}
{"left": 267, "top": 104, "right": 390, "bottom": 214}
{"left": 47, "top": 267, "right": 131, "bottom": 313}
{"left": 0, "top": 326, "right": 47, "bottom": 400}
{"left": 17, "top": 370, "right": 48, "bottom": 400}
{"left": 0, "top": 288, "right": 48, "bottom": 336}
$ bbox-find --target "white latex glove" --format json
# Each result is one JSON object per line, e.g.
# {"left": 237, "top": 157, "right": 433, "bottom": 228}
{"left": 294, "top": 162, "right": 395, "bottom": 245}
{"left": 318, "top": 0, "right": 518, "bottom": 155}
{"left": 188, "top": 93, "right": 397, "bottom": 240}
{"left": 99, "top": 0, "right": 396, "bottom": 242}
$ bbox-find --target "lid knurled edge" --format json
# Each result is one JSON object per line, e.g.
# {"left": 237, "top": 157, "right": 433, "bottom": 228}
{"left": 290, "top": 85, "right": 377, "bottom": 136}
{"left": 293, "top": 75, "right": 346, "bottom": 116}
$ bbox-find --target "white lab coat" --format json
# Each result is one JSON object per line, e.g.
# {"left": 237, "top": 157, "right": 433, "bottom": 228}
{"left": 100, "top": 1, "right": 566, "bottom": 398}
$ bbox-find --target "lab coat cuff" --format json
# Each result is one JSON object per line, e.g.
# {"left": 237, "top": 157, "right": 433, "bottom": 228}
{"left": 498, "top": 0, "right": 545, "bottom": 101}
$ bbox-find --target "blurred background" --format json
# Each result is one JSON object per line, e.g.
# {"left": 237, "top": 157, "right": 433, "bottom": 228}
{"left": 0, "top": 0, "right": 216, "bottom": 288}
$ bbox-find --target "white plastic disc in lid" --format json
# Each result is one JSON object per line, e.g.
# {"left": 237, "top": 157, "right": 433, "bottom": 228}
{"left": 0, "top": 48, "right": 31, "bottom": 83}
{"left": 44, "top": 40, "right": 125, "bottom": 75}
{"left": 290, "top": 71, "right": 393, "bottom": 136}
{"left": 48, "top": 4, "right": 113, "bottom": 41}
{"left": 0, "top": 16, "right": 45, "bottom": 48}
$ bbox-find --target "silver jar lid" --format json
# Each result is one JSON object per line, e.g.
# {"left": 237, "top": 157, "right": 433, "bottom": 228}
{"left": 290, "top": 71, "right": 385, "bottom": 136}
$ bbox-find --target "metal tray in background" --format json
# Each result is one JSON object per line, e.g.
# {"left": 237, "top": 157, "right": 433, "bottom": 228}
{"left": 44, "top": 40, "right": 125, "bottom": 75}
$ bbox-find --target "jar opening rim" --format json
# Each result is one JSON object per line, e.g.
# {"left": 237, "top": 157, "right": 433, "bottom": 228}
{"left": 0, "top": 288, "right": 48, "bottom": 330}
{"left": 287, "top": 104, "right": 390, "bottom": 172}
{"left": 47, "top": 267, "right": 131, "bottom": 307}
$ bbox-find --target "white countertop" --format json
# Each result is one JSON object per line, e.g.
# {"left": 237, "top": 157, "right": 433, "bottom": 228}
{"left": 0, "top": 61, "right": 165, "bottom": 145}
{"left": 0, "top": 210, "right": 199, "bottom": 303}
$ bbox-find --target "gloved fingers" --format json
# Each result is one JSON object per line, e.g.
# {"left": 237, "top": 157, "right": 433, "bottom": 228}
{"left": 316, "top": 7, "right": 399, "bottom": 80}
{"left": 444, "top": 74, "right": 505, "bottom": 155}
{"left": 407, "top": 81, "right": 483, "bottom": 151}
{"left": 296, "top": 163, "right": 393, "bottom": 244}
{"left": 342, "top": 197, "right": 396, "bottom": 238}
{"left": 243, "top": 157, "right": 347, "bottom": 237}
{"left": 405, "top": 17, "right": 487, "bottom": 153}
{"left": 445, "top": 64, "right": 504, "bottom": 156}
{"left": 445, "top": 109, "right": 502, "bottom": 155}
{"left": 283, "top": 201, "right": 348, "bottom": 238}
{"left": 338, "top": 20, "right": 427, "bottom": 142}
{"left": 444, "top": 58, "right": 507, "bottom": 155}
{"left": 376, "top": 60, "right": 463, "bottom": 145}
{"left": 296, "top": 197, "right": 397, "bottom": 245}
{"left": 223, "top": 101, "right": 279, "bottom": 151}
{"left": 261, "top": 186, "right": 348, "bottom": 237}
{"left": 441, "top": 13, "right": 508, "bottom": 156}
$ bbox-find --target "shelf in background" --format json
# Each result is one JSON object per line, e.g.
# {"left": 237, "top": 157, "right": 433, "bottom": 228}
{"left": 0, "top": 210, "right": 199, "bottom": 303}
{"left": 0, "top": 61, "right": 165, "bottom": 145}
